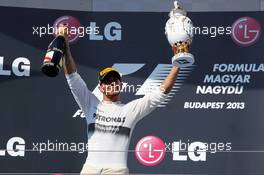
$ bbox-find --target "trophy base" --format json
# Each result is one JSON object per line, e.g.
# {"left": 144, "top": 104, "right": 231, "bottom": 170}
{"left": 41, "top": 62, "right": 60, "bottom": 77}
{"left": 172, "top": 52, "right": 194, "bottom": 68}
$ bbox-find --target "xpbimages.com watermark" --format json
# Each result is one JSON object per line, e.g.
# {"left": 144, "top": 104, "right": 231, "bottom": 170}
{"left": 167, "top": 25, "right": 232, "bottom": 38}
{"left": 32, "top": 23, "right": 100, "bottom": 38}
{"left": 99, "top": 82, "right": 164, "bottom": 95}
{"left": 189, "top": 26, "right": 232, "bottom": 37}
{"left": 32, "top": 140, "right": 89, "bottom": 154}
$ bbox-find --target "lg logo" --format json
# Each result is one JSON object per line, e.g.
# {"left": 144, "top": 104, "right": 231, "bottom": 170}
{"left": 0, "top": 56, "right": 30, "bottom": 77}
{"left": 53, "top": 16, "right": 82, "bottom": 43}
{"left": 135, "top": 136, "right": 166, "bottom": 166}
{"left": 171, "top": 141, "right": 206, "bottom": 161}
{"left": 231, "top": 17, "right": 261, "bottom": 46}
{"left": 0, "top": 137, "right": 26, "bottom": 157}
{"left": 134, "top": 136, "right": 207, "bottom": 166}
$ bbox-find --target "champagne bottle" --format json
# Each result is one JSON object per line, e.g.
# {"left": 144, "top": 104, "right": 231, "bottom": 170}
{"left": 41, "top": 35, "right": 66, "bottom": 77}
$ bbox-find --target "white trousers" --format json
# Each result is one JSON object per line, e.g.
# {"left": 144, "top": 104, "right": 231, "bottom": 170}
{"left": 80, "top": 163, "right": 129, "bottom": 174}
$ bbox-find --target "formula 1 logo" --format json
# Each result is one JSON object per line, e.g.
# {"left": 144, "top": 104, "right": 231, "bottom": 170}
{"left": 231, "top": 17, "right": 261, "bottom": 46}
{"left": 135, "top": 136, "right": 166, "bottom": 166}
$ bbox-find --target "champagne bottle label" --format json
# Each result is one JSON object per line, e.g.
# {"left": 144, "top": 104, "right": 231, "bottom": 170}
{"left": 44, "top": 51, "right": 54, "bottom": 62}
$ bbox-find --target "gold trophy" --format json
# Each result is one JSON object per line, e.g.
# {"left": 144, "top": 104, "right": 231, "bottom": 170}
{"left": 165, "top": 1, "right": 194, "bottom": 67}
